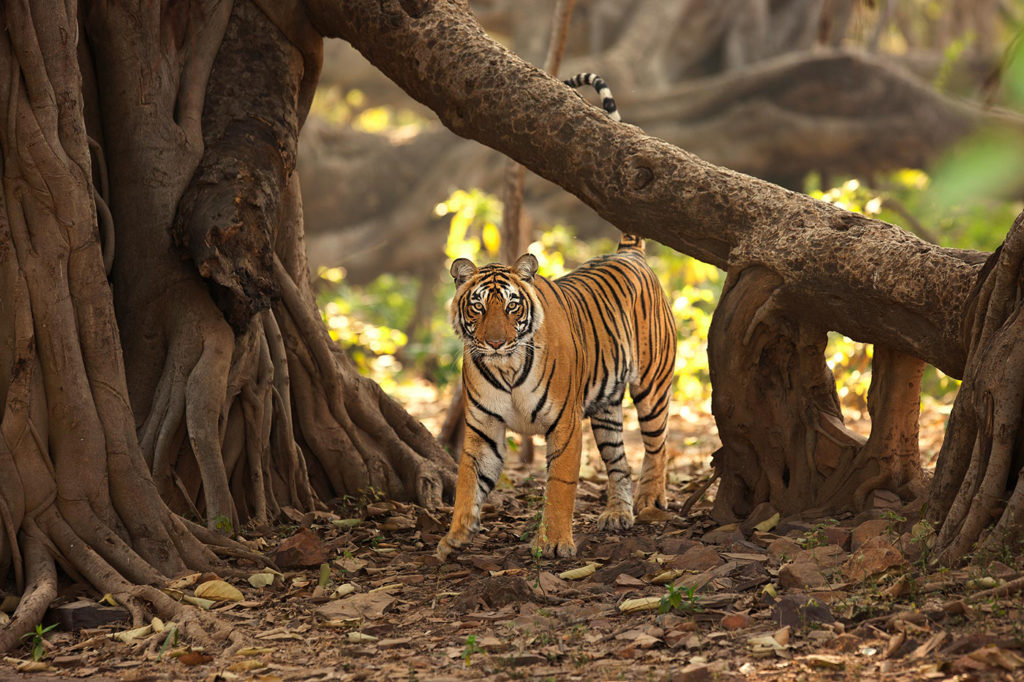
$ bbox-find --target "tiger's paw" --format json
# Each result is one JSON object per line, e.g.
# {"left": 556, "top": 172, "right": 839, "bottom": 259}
{"left": 533, "top": 539, "right": 577, "bottom": 558}
{"left": 596, "top": 505, "right": 634, "bottom": 531}
{"left": 437, "top": 527, "right": 476, "bottom": 561}
{"left": 633, "top": 487, "right": 667, "bottom": 514}
{"left": 531, "top": 529, "right": 577, "bottom": 558}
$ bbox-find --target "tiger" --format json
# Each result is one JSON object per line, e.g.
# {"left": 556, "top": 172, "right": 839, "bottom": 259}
{"left": 437, "top": 233, "right": 677, "bottom": 559}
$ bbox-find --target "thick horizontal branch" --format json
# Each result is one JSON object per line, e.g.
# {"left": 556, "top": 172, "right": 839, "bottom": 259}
{"left": 306, "top": 0, "right": 987, "bottom": 377}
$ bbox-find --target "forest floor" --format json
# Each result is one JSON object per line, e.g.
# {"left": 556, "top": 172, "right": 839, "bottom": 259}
{"left": 5, "top": 383, "right": 1024, "bottom": 681}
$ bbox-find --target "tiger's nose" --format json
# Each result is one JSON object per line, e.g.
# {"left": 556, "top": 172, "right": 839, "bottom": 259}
{"left": 486, "top": 338, "right": 504, "bottom": 349}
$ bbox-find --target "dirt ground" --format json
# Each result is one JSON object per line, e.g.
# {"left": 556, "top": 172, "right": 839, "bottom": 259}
{"left": 4, "top": 382, "right": 1024, "bottom": 681}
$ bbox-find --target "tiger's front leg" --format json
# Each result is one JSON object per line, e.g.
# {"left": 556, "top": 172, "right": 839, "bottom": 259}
{"left": 535, "top": 417, "right": 583, "bottom": 558}
{"left": 437, "top": 417, "right": 506, "bottom": 561}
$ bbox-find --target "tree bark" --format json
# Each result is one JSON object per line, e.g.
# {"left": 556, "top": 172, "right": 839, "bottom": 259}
{"left": 928, "top": 212, "right": 1024, "bottom": 563}
{"left": 1, "top": 0, "right": 458, "bottom": 653}
{"left": 88, "top": 0, "right": 455, "bottom": 532}
{"left": 0, "top": 0, "right": 239, "bottom": 652}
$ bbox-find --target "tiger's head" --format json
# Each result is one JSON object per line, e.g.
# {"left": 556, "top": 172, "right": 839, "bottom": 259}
{"left": 449, "top": 253, "right": 544, "bottom": 361}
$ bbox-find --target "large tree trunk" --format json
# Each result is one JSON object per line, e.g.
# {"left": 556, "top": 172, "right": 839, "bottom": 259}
{"left": 0, "top": 0, "right": 456, "bottom": 652}
{"left": 0, "top": 0, "right": 240, "bottom": 652}
{"left": 88, "top": 0, "right": 455, "bottom": 533}
{"left": 307, "top": 0, "right": 1020, "bottom": 561}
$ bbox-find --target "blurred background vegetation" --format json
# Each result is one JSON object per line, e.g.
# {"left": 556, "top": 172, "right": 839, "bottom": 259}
{"left": 307, "top": 0, "right": 1024, "bottom": 435}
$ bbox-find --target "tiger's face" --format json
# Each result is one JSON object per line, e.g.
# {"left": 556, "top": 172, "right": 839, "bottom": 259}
{"left": 449, "top": 254, "right": 544, "bottom": 361}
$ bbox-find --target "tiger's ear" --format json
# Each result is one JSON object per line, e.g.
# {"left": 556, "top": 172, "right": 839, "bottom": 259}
{"left": 450, "top": 258, "right": 477, "bottom": 286}
{"left": 512, "top": 253, "right": 538, "bottom": 283}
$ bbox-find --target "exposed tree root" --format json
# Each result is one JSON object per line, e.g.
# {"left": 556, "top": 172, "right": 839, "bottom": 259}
{"left": 0, "top": 0, "right": 244, "bottom": 654}
{"left": 274, "top": 256, "right": 457, "bottom": 506}
{"left": 930, "top": 210, "right": 1024, "bottom": 564}
{"left": 709, "top": 266, "right": 924, "bottom": 521}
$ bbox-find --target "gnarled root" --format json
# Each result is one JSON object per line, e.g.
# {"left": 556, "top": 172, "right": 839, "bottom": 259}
{"left": 709, "top": 265, "right": 924, "bottom": 521}
{"left": 930, "top": 210, "right": 1024, "bottom": 564}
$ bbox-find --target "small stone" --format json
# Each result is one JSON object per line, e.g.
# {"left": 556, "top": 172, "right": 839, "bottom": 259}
{"left": 792, "top": 544, "right": 847, "bottom": 570}
{"left": 842, "top": 543, "right": 904, "bottom": 582}
{"left": 668, "top": 545, "right": 724, "bottom": 572}
{"left": 825, "top": 633, "right": 863, "bottom": 653}
{"left": 851, "top": 518, "right": 892, "bottom": 548}
{"left": 272, "top": 528, "right": 327, "bottom": 569}
{"left": 986, "top": 561, "right": 1017, "bottom": 581}
{"left": 701, "top": 525, "right": 744, "bottom": 546}
{"left": 869, "top": 489, "right": 902, "bottom": 510}
{"left": 822, "top": 526, "right": 851, "bottom": 549}
{"left": 779, "top": 561, "right": 829, "bottom": 589}
{"left": 771, "top": 594, "right": 835, "bottom": 628}
{"left": 720, "top": 612, "right": 751, "bottom": 630}
{"left": 767, "top": 537, "right": 802, "bottom": 564}
{"left": 51, "top": 600, "right": 129, "bottom": 631}
{"left": 660, "top": 538, "right": 700, "bottom": 555}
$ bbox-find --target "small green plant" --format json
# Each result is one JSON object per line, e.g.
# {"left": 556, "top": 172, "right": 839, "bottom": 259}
{"left": 156, "top": 625, "right": 179, "bottom": 661}
{"left": 530, "top": 543, "right": 544, "bottom": 588}
{"left": 213, "top": 514, "right": 233, "bottom": 535}
{"left": 909, "top": 518, "right": 935, "bottom": 570}
{"left": 881, "top": 509, "right": 907, "bottom": 542}
{"left": 798, "top": 519, "right": 838, "bottom": 549}
{"left": 462, "top": 634, "right": 484, "bottom": 666}
{"left": 21, "top": 623, "right": 58, "bottom": 661}
{"left": 659, "top": 584, "right": 683, "bottom": 613}
{"left": 519, "top": 511, "right": 543, "bottom": 543}
{"left": 659, "top": 584, "right": 702, "bottom": 614}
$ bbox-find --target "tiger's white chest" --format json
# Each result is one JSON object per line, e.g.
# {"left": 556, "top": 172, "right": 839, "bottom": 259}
{"left": 465, "top": 348, "right": 560, "bottom": 436}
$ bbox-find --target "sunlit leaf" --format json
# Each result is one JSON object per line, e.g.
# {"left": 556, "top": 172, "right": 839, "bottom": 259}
{"left": 482, "top": 222, "right": 501, "bottom": 255}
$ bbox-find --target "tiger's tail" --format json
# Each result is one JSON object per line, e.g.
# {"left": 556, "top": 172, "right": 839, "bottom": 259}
{"left": 564, "top": 73, "right": 635, "bottom": 252}
{"left": 563, "top": 72, "right": 621, "bottom": 122}
{"left": 617, "top": 234, "right": 644, "bottom": 252}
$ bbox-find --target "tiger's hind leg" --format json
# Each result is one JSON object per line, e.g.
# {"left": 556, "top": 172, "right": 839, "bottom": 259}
{"left": 630, "top": 374, "right": 672, "bottom": 513}
{"left": 590, "top": 404, "right": 634, "bottom": 530}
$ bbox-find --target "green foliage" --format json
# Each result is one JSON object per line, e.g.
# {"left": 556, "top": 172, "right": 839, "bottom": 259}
{"left": 659, "top": 584, "right": 702, "bottom": 614}
{"left": 462, "top": 634, "right": 484, "bottom": 666}
{"left": 318, "top": 268, "right": 462, "bottom": 389}
{"left": 438, "top": 189, "right": 504, "bottom": 261}
{"left": 213, "top": 514, "right": 233, "bottom": 535}
{"left": 156, "top": 625, "right": 179, "bottom": 662}
{"left": 21, "top": 623, "right": 58, "bottom": 661}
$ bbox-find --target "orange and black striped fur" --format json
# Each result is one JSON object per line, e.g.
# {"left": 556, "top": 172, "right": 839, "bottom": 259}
{"left": 438, "top": 234, "right": 676, "bottom": 558}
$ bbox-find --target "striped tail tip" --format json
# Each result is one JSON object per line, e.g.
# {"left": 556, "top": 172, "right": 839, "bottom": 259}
{"left": 564, "top": 72, "right": 620, "bottom": 122}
